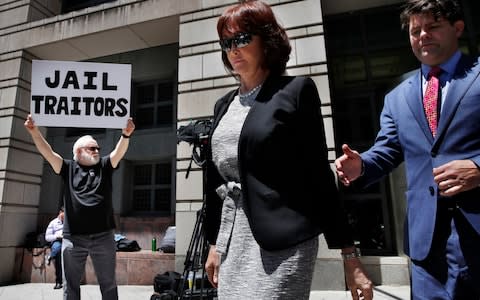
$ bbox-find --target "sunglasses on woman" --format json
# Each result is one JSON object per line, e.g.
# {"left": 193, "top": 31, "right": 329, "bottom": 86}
{"left": 219, "top": 32, "right": 253, "bottom": 52}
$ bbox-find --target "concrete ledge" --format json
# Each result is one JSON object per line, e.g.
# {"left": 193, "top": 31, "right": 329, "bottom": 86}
{"left": 17, "top": 248, "right": 174, "bottom": 286}
{"left": 311, "top": 256, "right": 410, "bottom": 290}
{"left": 96, "top": 251, "right": 175, "bottom": 285}
{"left": 360, "top": 256, "right": 410, "bottom": 285}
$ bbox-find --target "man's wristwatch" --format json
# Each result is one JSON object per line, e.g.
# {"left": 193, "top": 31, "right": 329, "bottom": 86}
{"left": 341, "top": 248, "right": 361, "bottom": 260}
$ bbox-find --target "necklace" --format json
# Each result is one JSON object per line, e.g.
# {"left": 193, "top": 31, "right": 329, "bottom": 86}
{"left": 238, "top": 84, "right": 262, "bottom": 100}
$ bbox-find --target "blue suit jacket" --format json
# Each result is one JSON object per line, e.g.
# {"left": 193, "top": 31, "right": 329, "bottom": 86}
{"left": 360, "top": 54, "right": 480, "bottom": 260}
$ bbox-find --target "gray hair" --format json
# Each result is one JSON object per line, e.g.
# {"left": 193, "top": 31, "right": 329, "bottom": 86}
{"left": 72, "top": 135, "right": 95, "bottom": 161}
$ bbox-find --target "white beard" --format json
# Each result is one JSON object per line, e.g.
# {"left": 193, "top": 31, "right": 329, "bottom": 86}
{"left": 79, "top": 152, "right": 100, "bottom": 166}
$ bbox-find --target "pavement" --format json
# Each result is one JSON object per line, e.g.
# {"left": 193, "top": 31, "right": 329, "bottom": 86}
{"left": 0, "top": 283, "right": 410, "bottom": 299}
{"left": 309, "top": 285, "right": 410, "bottom": 299}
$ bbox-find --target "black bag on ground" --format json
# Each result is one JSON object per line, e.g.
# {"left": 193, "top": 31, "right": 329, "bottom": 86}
{"left": 116, "top": 238, "right": 141, "bottom": 252}
{"left": 24, "top": 232, "right": 48, "bottom": 250}
{"left": 150, "top": 290, "right": 177, "bottom": 300}
{"left": 153, "top": 271, "right": 181, "bottom": 294}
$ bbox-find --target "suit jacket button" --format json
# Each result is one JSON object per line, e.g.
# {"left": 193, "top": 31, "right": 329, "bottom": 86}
{"left": 429, "top": 186, "right": 435, "bottom": 196}
{"left": 431, "top": 151, "right": 437, "bottom": 157}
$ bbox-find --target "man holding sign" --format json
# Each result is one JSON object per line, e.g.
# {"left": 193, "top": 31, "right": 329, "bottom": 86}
{"left": 25, "top": 114, "right": 135, "bottom": 300}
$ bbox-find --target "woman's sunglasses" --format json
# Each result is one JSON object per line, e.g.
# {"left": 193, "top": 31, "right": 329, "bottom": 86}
{"left": 219, "top": 32, "right": 253, "bottom": 52}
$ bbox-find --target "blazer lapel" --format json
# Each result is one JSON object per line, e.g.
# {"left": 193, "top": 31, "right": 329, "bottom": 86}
{"left": 434, "top": 55, "right": 480, "bottom": 147}
{"left": 405, "top": 70, "right": 435, "bottom": 143}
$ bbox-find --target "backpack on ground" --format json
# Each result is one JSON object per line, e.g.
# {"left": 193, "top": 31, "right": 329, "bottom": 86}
{"left": 150, "top": 290, "right": 177, "bottom": 300}
{"left": 153, "top": 271, "right": 181, "bottom": 297}
{"left": 115, "top": 238, "right": 141, "bottom": 252}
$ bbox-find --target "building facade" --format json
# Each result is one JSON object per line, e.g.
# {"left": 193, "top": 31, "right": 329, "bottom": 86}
{"left": 1, "top": 0, "right": 479, "bottom": 290}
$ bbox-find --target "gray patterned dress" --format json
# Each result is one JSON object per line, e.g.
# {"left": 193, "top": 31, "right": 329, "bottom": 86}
{"left": 211, "top": 91, "right": 319, "bottom": 300}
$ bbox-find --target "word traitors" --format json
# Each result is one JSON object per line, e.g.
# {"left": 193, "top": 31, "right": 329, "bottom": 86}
{"left": 31, "top": 95, "right": 128, "bottom": 117}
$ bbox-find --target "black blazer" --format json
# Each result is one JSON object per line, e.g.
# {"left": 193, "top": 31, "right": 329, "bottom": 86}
{"left": 205, "top": 75, "right": 354, "bottom": 251}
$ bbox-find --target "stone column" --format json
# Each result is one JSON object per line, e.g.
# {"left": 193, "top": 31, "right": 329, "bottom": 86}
{"left": 0, "top": 0, "right": 61, "bottom": 284}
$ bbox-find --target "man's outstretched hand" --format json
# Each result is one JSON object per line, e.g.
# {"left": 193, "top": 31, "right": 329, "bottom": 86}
{"left": 335, "top": 144, "right": 363, "bottom": 186}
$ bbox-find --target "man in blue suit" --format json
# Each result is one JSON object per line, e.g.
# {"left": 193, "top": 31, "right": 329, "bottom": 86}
{"left": 335, "top": 0, "right": 480, "bottom": 298}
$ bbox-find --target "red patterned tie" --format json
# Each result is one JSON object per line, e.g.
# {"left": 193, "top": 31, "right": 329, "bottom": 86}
{"left": 423, "top": 66, "right": 442, "bottom": 137}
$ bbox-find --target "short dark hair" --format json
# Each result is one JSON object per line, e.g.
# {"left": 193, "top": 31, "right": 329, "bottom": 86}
{"left": 400, "top": 0, "right": 464, "bottom": 30}
{"left": 217, "top": 0, "right": 291, "bottom": 76}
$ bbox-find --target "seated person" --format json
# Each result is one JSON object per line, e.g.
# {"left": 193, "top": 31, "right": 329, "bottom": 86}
{"left": 45, "top": 206, "right": 64, "bottom": 290}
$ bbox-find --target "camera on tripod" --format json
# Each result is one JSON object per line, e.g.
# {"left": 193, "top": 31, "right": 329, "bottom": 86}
{"left": 177, "top": 119, "right": 212, "bottom": 176}
{"left": 177, "top": 119, "right": 212, "bottom": 147}
{"left": 176, "top": 118, "right": 217, "bottom": 300}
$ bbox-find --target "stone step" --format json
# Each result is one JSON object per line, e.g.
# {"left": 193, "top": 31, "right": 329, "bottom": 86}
{"left": 17, "top": 248, "right": 175, "bottom": 285}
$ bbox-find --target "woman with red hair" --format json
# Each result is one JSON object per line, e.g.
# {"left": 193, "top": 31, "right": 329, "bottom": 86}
{"left": 204, "top": 1, "right": 373, "bottom": 299}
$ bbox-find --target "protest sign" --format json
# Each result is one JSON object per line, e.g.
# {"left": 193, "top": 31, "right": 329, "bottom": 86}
{"left": 31, "top": 60, "right": 131, "bottom": 129}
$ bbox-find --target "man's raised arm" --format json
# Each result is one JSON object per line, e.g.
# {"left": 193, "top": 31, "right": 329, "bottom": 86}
{"left": 24, "top": 114, "right": 63, "bottom": 174}
{"left": 110, "top": 117, "right": 135, "bottom": 168}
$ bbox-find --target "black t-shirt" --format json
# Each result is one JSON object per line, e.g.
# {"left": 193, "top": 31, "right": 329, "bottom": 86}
{"left": 59, "top": 156, "right": 116, "bottom": 235}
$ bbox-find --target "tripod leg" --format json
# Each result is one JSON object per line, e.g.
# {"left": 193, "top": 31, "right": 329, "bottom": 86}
{"left": 179, "top": 203, "right": 208, "bottom": 299}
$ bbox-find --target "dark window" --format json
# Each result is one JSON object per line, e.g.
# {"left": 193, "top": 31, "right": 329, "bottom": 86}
{"left": 459, "top": 0, "right": 480, "bottom": 56}
{"left": 133, "top": 81, "right": 174, "bottom": 130}
{"left": 155, "top": 163, "right": 172, "bottom": 184}
{"left": 132, "top": 162, "right": 172, "bottom": 213}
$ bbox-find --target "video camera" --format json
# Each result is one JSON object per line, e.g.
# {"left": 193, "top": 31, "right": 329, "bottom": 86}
{"left": 177, "top": 119, "right": 212, "bottom": 147}
{"left": 177, "top": 119, "right": 212, "bottom": 175}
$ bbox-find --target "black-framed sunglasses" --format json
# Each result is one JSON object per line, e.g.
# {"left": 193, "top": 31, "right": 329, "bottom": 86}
{"left": 83, "top": 146, "right": 100, "bottom": 152}
{"left": 219, "top": 32, "right": 253, "bottom": 52}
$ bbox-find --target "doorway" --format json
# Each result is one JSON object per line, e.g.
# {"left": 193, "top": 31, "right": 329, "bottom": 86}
{"left": 324, "top": 5, "right": 418, "bottom": 255}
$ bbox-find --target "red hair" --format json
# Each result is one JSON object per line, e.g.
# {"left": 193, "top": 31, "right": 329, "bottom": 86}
{"left": 217, "top": 0, "right": 291, "bottom": 76}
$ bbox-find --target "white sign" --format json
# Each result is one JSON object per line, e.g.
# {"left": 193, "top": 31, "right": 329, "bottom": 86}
{"left": 31, "top": 60, "right": 132, "bottom": 129}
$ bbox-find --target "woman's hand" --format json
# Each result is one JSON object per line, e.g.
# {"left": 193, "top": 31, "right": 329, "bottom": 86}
{"left": 344, "top": 257, "right": 373, "bottom": 300}
{"left": 205, "top": 245, "right": 219, "bottom": 288}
